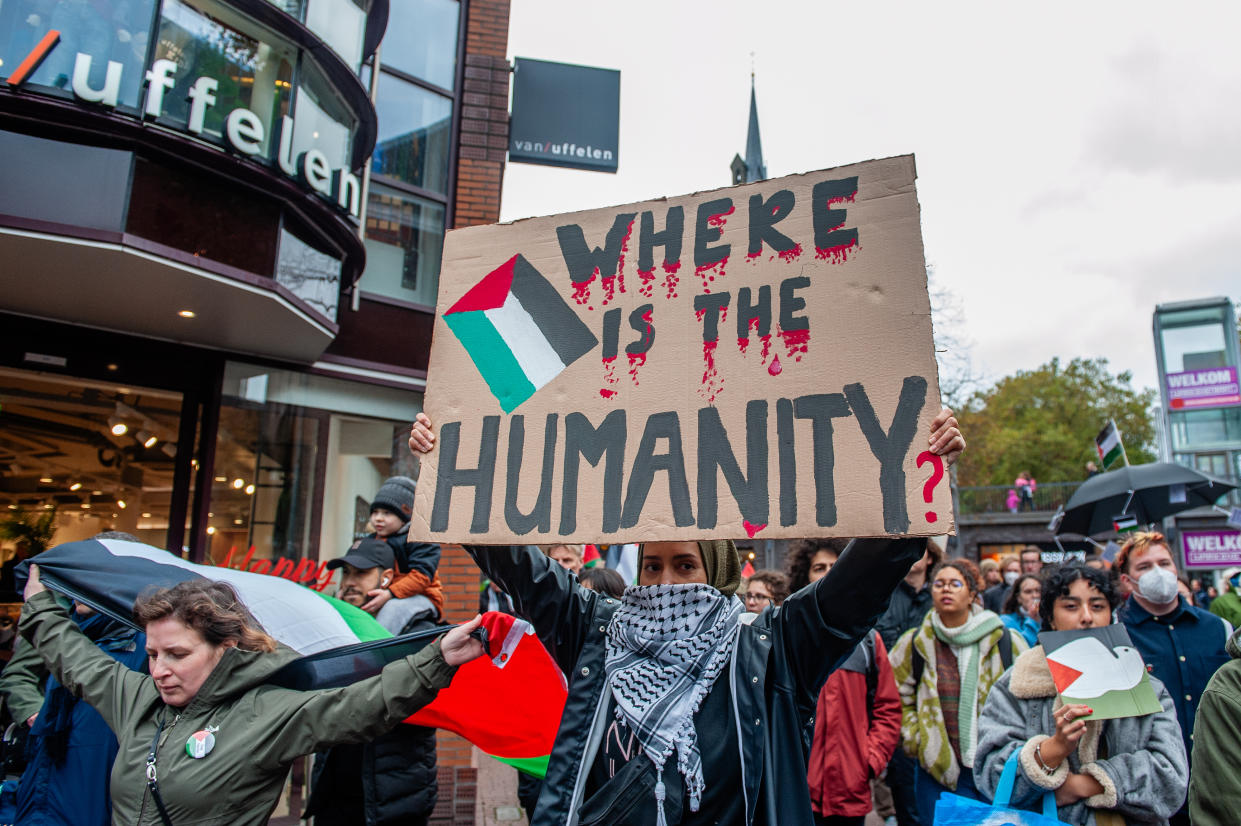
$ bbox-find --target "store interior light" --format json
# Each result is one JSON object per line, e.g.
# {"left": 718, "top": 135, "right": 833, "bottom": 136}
{"left": 108, "top": 416, "right": 128, "bottom": 436}
{"left": 138, "top": 430, "right": 158, "bottom": 449}
{"left": 6, "top": 505, "right": 16, "bottom": 510}
{"left": 81, "top": 502, "right": 90, "bottom": 509}
{"left": 117, "top": 500, "right": 126, "bottom": 509}
{"left": 42, "top": 504, "right": 52, "bottom": 510}
{"left": 214, "top": 476, "right": 227, "bottom": 483}
{"left": 232, "top": 478, "right": 244, "bottom": 489}
{"left": 92, "top": 490, "right": 102, "bottom": 496}
{"left": 245, "top": 484, "right": 255, "bottom": 495}
{"left": 141, "top": 512, "right": 152, "bottom": 518}
{"left": 206, "top": 526, "right": 216, "bottom": 535}
{"left": 106, "top": 363, "right": 118, "bottom": 371}
{"left": 69, "top": 482, "right": 82, "bottom": 491}
{"left": 39, "top": 477, "right": 53, "bottom": 484}
{"left": 178, "top": 310, "right": 196, "bottom": 318}
{"left": 233, "top": 518, "right": 243, "bottom": 525}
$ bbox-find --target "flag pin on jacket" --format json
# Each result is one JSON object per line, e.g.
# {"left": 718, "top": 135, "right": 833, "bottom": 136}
{"left": 186, "top": 725, "right": 218, "bottom": 759}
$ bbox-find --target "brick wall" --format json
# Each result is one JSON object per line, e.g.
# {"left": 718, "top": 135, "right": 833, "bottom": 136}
{"left": 454, "top": 0, "right": 511, "bottom": 230}
{"left": 438, "top": 0, "right": 512, "bottom": 773}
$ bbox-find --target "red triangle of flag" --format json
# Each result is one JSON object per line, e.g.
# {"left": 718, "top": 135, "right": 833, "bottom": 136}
{"left": 1046, "top": 656, "right": 1084, "bottom": 693}
{"left": 446, "top": 255, "right": 517, "bottom": 314}
{"left": 582, "top": 544, "right": 601, "bottom": 567}
{"left": 741, "top": 561, "right": 755, "bottom": 578}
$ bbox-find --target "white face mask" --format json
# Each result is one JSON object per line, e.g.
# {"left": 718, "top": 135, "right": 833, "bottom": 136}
{"left": 1135, "top": 566, "right": 1179, "bottom": 605}
{"left": 1003, "top": 571, "right": 1020, "bottom": 586}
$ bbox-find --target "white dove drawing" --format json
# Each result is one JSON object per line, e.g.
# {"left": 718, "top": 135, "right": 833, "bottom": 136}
{"left": 1046, "top": 636, "right": 1146, "bottom": 698}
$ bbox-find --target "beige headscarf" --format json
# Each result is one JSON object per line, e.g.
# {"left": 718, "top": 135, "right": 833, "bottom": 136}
{"left": 636, "top": 540, "right": 743, "bottom": 597}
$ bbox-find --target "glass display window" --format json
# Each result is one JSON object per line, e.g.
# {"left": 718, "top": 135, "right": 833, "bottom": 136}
{"left": 360, "top": 182, "right": 445, "bottom": 307}
{"left": 371, "top": 73, "right": 452, "bottom": 195}
{"left": 380, "top": 0, "right": 459, "bottom": 91}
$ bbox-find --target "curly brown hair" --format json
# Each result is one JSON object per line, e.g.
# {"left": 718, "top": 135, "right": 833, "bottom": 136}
{"left": 784, "top": 539, "right": 849, "bottom": 592}
{"left": 930, "top": 557, "right": 984, "bottom": 596}
{"left": 747, "top": 569, "right": 790, "bottom": 605}
{"left": 133, "top": 580, "right": 277, "bottom": 653}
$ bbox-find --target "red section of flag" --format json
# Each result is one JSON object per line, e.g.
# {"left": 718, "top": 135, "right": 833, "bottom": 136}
{"left": 446, "top": 255, "right": 516, "bottom": 314}
{"left": 7, "top": 29, "right": 60, "bottom": 86}
{"left": 741, "top": 561, "right": 755, "bottom": 578}
{"left": 407, "top": 612, "right": 565, "bottom": 759}
{"left": 1046, "top": 656, "right": 1084, "bottom": 694}
{"left": 582, "top": 544, "right": 601, "bottom": 568}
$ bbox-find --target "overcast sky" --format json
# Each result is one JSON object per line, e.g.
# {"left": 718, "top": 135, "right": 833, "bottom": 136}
{"left": 497, "top": 0, "right": 1241, "bottom": 397}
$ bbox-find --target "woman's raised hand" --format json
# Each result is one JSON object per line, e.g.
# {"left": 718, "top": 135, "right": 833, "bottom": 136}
{"left": 408, "top": 412, "right": 435, "bottom": 455}
{"left": 440, "top": 614, "right": 486, "bottom": 667}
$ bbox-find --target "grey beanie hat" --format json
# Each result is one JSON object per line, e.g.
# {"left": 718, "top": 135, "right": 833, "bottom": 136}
{"left": 371, "top": 476, "right": 417, "bottom": 522}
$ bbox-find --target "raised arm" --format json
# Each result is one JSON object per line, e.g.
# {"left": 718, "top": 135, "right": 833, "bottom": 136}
{"left": 0, "top": 636, "right": 49, "bottom": 724}
{"left": 18, "top": 587, "right": 155, "bottom": 733}
{"left": 252, "top": 617, "right": 482, "bottom": 769}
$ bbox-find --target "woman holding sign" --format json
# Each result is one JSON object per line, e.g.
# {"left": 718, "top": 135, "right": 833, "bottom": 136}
{"left": 974, "top": 564, "right": 1187, "bottom": 825}
{"left": 408, "top": 408, "right": 965, "bottom": 826}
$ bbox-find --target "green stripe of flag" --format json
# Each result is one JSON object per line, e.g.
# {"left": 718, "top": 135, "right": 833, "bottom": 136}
{"left": 493, "top": 753, "right": 550, "bottom": 779}
{"left": 445, "top": 310, "right": 537, "bottom": 413}
{"left": 312, "top": 589, "right": 391, "bottom": 642}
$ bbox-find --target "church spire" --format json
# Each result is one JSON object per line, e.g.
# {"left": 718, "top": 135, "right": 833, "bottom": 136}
{"left": 730, "top": 69, "right": 767, "bottom": 185}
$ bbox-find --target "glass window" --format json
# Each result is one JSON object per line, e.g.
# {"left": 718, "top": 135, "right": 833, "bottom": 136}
{"left": 372, "top": 74, "right": 453, "bottom": 194}
{"left": 0, "top": 130, "right": 132, "bottom": 232}
{"left": 0, "top": 367, "right": 187, "bottom": 569}
{"left": 381, "top": 0, "right": 458, "bottom": 90}
{"left": 305, "top": 0, "right": 366, "bottom": 71}
{"left": 1170, "top": 408, "right": 1241, "bottom": 452}
{"left": 153, "top": 0, "right": 295, "bottom": 154}
{"left": 291, "top": 61, "right": 356, "bottom": 171}
{"left": 360, "top": 182, "right": 445, "bottom": 306}
{"left": 263, "top": 0, "right": 306, "bottom": 18}
{"left": 276, "top": 225, "right": 342, "bottom": 321}
{"left": 0, "top": 0, "right": 159, "bottom": 109}
{"left": 1162, "top": 323, "right": 1229, "bottom": 374}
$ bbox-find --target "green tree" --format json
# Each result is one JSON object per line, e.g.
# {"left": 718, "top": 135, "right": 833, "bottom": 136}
{"left": 955, "top": 357, "right": 1157, "bottom": 487}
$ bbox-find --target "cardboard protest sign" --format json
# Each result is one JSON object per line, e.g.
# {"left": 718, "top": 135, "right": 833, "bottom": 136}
{"left": 413, "top": 154, "right": 949, "bottom": 543}
{"left": 1039, "top": 626, "right": 1163, "bottom": 720}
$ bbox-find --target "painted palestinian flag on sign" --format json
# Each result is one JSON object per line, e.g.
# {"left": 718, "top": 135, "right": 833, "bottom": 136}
{"left": 444, "top": 254, "right": 598, "bottom": 413}
{"left": 1038, "top": 626, "right": 1162, "bottom": 720}
{"left": 20, "top": 538, "right": 566, "bottom": 776}
{"left": 1096, "top": 420, "right": 1124, "bottom": 469}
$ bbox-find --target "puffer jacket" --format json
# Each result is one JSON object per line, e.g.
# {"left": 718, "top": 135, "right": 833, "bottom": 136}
{"left": 977, "top": 645, "right": 1187, "bottom": 825}
{"left": 1190, "top": 626, "right": 1241, "bottom": 825}
{"left": 18, "top": 590, "right": 456, "bottom": 826}
{"left": 888, "top": 609, "right": 1026, "bottom": 789}
{"left": 466, "top": 537, "right": 925, "bottom": 826}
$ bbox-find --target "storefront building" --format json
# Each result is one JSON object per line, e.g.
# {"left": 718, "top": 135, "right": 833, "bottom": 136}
{"left": 0, "top": 0, "right": 511, "bottom": 596}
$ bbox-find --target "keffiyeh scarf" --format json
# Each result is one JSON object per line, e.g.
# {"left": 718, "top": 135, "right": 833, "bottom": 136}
{"left": 604, "top": 583, "right": 743, "bottom": 826}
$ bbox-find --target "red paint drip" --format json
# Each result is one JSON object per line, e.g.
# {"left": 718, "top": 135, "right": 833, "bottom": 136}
{"left": 743, "top": 521, "right": 767, "bottom": 538}
{"left": 600, "top": 276, "right": 617, "bottom": 305}
{"left": 814, "top": 239, "right": 858, "bottom": 264}
{"left": 663, "top": 260, "right": 681, "bottom": 299}
{"left": 572, "top": 271, "right": 596, "bottom": 306}
{"left": 826, "top": 191, "right": 857, "bottom": 208}
{"left": 759, "top": 334, "right": 772, "bottom": 366}
{"left": 699, "top": 340, "right": 722, "bottom": 402}
{"left": 737, "top": 337, "right": 749, "bottom": 354}
{"left": 627, "top": 351, "right": 647, "bottom": 385}
{"left": 599, "top": 388, "right": 617, "bottom": 399}
{"left": 604, "top": 218, "right": 635, "bottom": 305}
{"left": 696, "top": 257, "right": 728, "bottom": 293}
{"left": 602, "top": 356, "right": 620, "bottom": 391}
{"left": 779, "top": 328, "right": 811, "bottom": 362}
{"left": 778, "top": 243, "right": 803, "bottom": 263}
{"left": 768, "top": 355, "right": 782, "bottom": 376}
{"left": 706, "top": 204, "right": 735, "bottom": 228}
{"left": 637, "top": 267, "right": 656, "bottom": 297}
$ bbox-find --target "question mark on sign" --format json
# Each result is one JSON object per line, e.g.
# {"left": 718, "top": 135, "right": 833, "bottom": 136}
{"left": 916, "top": 451, "right": 944, "bottom": 523}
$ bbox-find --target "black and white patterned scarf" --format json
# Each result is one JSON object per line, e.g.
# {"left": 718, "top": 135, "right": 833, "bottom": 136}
{"left": 604, "top": 583, "right": 743, "bottom": 826}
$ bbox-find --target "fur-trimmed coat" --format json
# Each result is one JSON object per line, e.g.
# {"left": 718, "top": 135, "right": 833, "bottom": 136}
{"left": 889, "top": 611, "right": 1025, "bottom": 789}
{"left": 975, "top": 645, "right": 1188, "bottom": 825}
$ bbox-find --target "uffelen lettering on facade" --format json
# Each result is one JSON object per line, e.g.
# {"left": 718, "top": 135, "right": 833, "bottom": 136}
{"left": 70, "top": 52, "right": 361, "bottom": 220}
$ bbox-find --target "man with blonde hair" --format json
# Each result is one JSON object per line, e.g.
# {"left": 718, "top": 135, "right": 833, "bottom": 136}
{"left": 543, "top": 544, "right": 584, "bottom": 575}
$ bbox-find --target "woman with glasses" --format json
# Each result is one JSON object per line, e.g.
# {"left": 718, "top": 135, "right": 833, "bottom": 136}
{"left": 889, "top": 557, "right": 1026, "bottom": 824}
{"left": 743, "top": 570, "right": 788, "bottom": 615}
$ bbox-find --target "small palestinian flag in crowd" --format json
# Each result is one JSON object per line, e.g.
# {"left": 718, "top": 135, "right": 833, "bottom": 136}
{"left": 741, "top": 560, "right": 756, "bottom": 578}
{"left": 1113, "top": 513, "right": 1140, "bottom": 533}
{"left": 1095, "top": 420, "right": 1126, "bottom": 469}
{"left": 582, "top": 544, "right": 602, "bottom": 568}
{"left": 443, "top": 254, "right": 598, "bottom": 413}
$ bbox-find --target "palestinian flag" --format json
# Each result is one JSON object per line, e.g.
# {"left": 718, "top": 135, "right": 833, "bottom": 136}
{"left": 444, "top": 254, "right": 597, "bottom": 413}
{"left": 20, "top": 538, "right": 565, "bottom": 776}
{"left": 582, "top": 544, "right": 602, "bottom": 568}
{"left": 1095, "top": 420, "right": 1125, "bottom": 469}
{"left": 1112, "top": 513, "right": 1140, "bottom": 533}
{"left": 741, "top": 560, "right": 755, "bottom": 578}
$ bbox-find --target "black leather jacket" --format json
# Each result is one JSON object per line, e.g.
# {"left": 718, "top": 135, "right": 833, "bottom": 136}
{"left": 465, "top": 537, "right": 924, "bottom": 826}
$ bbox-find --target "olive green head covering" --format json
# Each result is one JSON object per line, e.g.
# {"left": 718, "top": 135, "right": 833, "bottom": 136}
{"left": 637, "top": 540, "right": 743, "bottom": 598}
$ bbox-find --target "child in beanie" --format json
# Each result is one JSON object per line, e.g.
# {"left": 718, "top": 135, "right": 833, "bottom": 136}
{"left": 360, "top": 476, "right": 445, "bottom": 617}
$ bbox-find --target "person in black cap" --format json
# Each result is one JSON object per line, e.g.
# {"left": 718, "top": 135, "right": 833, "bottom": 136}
{"left": 303, "top": 537, "right": 443, "bottom": 826}
{"left": 358, "top": 477, "right": 446, "bottom": 622}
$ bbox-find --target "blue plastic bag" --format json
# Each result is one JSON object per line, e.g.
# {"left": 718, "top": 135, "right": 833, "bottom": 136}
{"left": 933, "top": 750, "right": 1065, "bottom": 826}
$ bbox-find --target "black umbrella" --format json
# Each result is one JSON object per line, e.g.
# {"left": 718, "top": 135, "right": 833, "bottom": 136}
{"left": 1053, "top": 462, "right": 1236, "bottom": 536}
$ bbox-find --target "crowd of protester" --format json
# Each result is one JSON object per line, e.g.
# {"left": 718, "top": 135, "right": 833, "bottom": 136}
{"left": 4, "top": 404, "right": 1241, "bottom": 826}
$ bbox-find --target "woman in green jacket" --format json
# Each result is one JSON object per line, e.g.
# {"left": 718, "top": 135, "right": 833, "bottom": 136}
{"left": 888, "top": 557, "right": 1026, "bottom": 824}
{"left": 19, "top": 565, "right": 483, "bottom": 826}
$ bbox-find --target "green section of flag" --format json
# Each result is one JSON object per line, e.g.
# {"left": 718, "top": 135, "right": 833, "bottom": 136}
{"left": 493, "top": 753, "right": 550, "bottom": 779}
{"left": 312, "top": 589, "right": 391, "bottom": 642}
{"left": 1068, "top": 673, "right": 1163, "bottom": 721}
{"left": 444, "top": 310, "right": 536, "bottom": 413}
{"left": 1096, "top": 420, "right": 1124, "bottom": 469}
{"left": 1113, "top": 514, "right": 1140, "bottom": 533}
